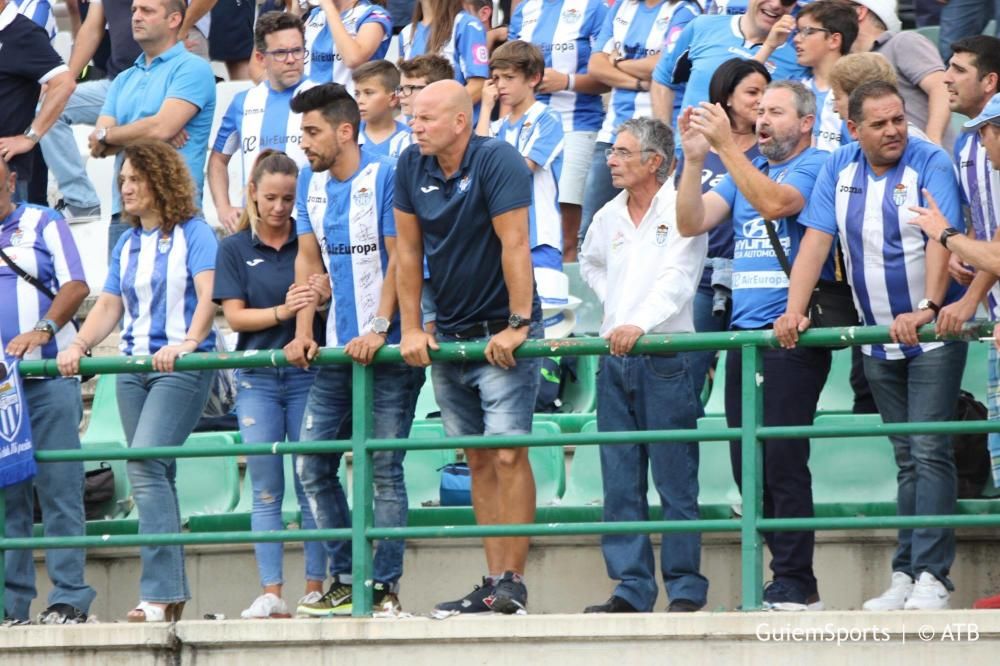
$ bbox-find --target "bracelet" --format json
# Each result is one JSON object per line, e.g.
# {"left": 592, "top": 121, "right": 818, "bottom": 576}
{"left": 71, "top": 338, "right": 91, "bottom": 353}
{"left": 183, "top": 337, "right": 200, "bottom": 346}
{"left": 566, "top": 74, "right": 575, "bottom": 91}
{"left": 273, "top": 305, "right": 282, "bottom": 323}
{"left": 635, "top": 78, "right": 642, "bottom": 91}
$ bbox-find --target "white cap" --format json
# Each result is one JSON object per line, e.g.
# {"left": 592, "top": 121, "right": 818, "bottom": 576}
{"left": 853, "top": 0, "right": 902, "bottom": 33}
{"left": 534, "top": 267, "right": 581, "bottom": 339}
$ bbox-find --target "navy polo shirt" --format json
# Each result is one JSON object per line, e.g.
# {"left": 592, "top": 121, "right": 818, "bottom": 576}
{"left": 213, "top": 228, "right": 324, "bottom": 351}
{"left": 394, "top": 135, "right": 540, "bottom": 334}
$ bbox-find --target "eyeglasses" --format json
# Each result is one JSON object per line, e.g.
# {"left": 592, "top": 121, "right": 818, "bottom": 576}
{"left": 264, "top": 47, "right": 306, "bottom": 62}
{"left": 795, "top": 26, "right": 832, "bottom": 38}
{"left": 395, "top": 84, "right": 427, "bottom": 97}
{"left": 604, "top": 147, "right": 656, "bottom": 160}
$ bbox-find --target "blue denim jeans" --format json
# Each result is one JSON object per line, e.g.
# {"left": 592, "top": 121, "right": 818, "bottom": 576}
{"left": 117, "top": 370, "right": 213, "bottom": 602}
{"left": 235, "top": 367, "right": 328, "bottom": 586}
{"left": 596, "top": 353, "right": 708, "bottom": 610}
{"left": 296, "top": 363, "right": 422, "bottom": 588}
{"left": 38, "top": 78, "right": 110, "bottom": 210}
{"left": 862, "top": 342, "right": 968, "bottom": 589}
{"left": 3, "top": 378, "right": 96, "bottom": 620}
{"left": 938, "top": 0, "right": 1000, "bottom": 60}
{"left": 432, "top": 323, "right": 543, "bottom": 437}
{"left": 578, "top": 141, "right": 621, "bottom": 248}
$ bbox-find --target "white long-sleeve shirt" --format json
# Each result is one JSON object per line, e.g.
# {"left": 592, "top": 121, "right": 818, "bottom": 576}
{"left": 580, "top": 179, "right": 707, "bottom": 336}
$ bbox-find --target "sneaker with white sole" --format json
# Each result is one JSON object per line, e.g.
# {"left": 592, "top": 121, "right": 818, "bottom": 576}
{"left": 241, "top": 593, "right": 291, "bottom": 619}
{"left": 904, "top": 572, "right": 949, "bottom": 610}
{"left": 54, "top": 200, "right": 101, "bottom": 225}
{"left": 863, "top": 571, "right": 914, "bottom": 611}
{"left": 297, "top": 591, "right": 323, "bottom": 607}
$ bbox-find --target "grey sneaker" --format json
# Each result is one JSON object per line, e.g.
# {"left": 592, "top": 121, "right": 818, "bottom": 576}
{"left": 54, "top": 200, "right": 101, "bottom": 225}
{"left": 491, "top": 571, "right": 528, "bottom": 615}
{"left": 37, "top": 603, "right": 88, "bottom": 624}
{"left": 1, "top": 617, "right": 31, "bottom": 627}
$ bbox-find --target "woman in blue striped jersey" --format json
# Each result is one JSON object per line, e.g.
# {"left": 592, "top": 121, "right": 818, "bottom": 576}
{"left": 57, "top": 140, "right": 218, "bottom": 623}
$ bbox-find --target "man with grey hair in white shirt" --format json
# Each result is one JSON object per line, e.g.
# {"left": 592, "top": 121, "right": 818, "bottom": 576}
{"left": 579, "top": 116, "right": 709, "bottom": 615}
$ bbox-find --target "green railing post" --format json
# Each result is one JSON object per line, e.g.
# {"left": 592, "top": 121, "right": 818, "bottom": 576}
{"left": 351, "top": 362, "right": 375, "bottom": 617}
{"left": 739, "top": 344, "right": 764, "bottom": 610}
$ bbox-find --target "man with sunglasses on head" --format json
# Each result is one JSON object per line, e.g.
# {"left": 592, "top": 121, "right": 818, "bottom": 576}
{"left": 652, "top": 0, "right": 807, "bottom": 128}
{"left": 208, "top": 11, "right": 315, "bottom": 234}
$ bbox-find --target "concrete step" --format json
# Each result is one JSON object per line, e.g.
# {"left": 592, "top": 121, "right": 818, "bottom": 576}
{"left": 2, "top": 611, "right": 997, "bottom": 665}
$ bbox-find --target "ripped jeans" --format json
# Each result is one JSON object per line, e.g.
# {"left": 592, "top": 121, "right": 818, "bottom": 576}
{"left": 235, "top": 367, "right": 329, "bottom": 587}
{"left": 296, "top": 363, "right": 422, "bottom": 590}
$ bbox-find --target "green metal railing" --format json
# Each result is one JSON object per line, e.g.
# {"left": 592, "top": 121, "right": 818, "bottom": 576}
{"left": 4, "top": 322, "right": 1000, "bottom": 617}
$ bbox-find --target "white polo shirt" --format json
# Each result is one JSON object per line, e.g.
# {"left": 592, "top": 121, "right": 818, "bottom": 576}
{"left": 579, "top": 178, "right": 707, "bottom": 336}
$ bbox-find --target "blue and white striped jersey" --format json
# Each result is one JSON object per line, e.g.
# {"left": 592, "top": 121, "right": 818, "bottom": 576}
{"left": 213, "top": 78, "right": 315, "bottom": 185}
{"left": 654, "top": 15, "right": 806, "bottom": 118}
{"left": 805, "top": 78, "right": 849, "bottom": 153}
{"left": 303, "top": 2, "right": 393, "bottom": 91}
{"left": 508, "top": 0, "right": 608, "bottom": 132}
{"left": 16, "top": 0, "right": 55, "bottom": 41}
{"left": 359, "top": 119, "right": 412, "bottom": 159}
{"left": 490, "top": 101, "right": 565, "bottom": 266}
{"left": 595, "top": 0, "right": 676, "bottom": 144}
{"left": 954, "top": 129, "right": 1000, "bottom": 320}
{"left": 397, "top": 11, "right": 490, "bottom": 85}
{"left": 295, "top": 151, "right": 398, "bottom": 345}
{"left": 801, "top": 139, "right": 965, "bottom": 359}
{"left": 104, "top": 218, "right": 219, "bottom": 356}
{"left": 0, "top": 204, "right": 86, "bottom": 361}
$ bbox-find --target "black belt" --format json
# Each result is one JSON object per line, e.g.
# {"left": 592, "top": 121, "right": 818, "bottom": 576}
{"left": 448, "top": 319, "right": 509, "bottom": 340}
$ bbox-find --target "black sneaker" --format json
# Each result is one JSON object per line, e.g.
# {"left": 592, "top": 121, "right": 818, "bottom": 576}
{"left": 37, "top": 603, "right": 88, "bottom": 624}
{"left": 297, "top": 579, "right": 353, "bottom": 617}
{"left": 431, "top": 578, "right": 497, "bottom": 619}
{"left": 584, "top": 595, "right": 639, "bottom": 613}
{"left": 667, "top": 598, "right": 703, "bottom": 613}
{"left": 762, "top": 580, "right": 817, "bottom": 612}
{"left": 491, "top": 571, "right": 528, "bottom": 615}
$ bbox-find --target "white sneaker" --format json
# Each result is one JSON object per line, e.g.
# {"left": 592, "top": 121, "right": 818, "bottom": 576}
{"left": 863, "top": 571, "right": 914, "bottom": 611}
{"left": 904, "top": 572, "right": 950, "bottom": 610}
{"left": 241, "top": 593, "right": 291, "bottom": 619}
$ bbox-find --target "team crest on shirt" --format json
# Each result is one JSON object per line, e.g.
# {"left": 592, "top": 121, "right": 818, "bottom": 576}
{"left": 353, "top": 186, "right": 374, "bottom": 207}
{"left": 655, "top": 15, "right": 671, "bottom": 29}
{"left": 9, "top": 230, "right": 23, "bottom": 246}
{"left": 655, "top": 224, "right": 669, "bottom": 246}
{"left": 0, "top": 374, "right": 22, "bottom": 443}
{"left": 157, "top": 236, "right": 172, "bottom": 254}
{"left": 611, "top": 231, "right": 625, "bottom": 252}
{"left": 561, "top": 7, "right": 582, "bottom": 23}
{"left": 458, "top": 175, "right": 472, "bottom": 193}
{"left": 892, "top": 183, "right": 908, "bottom": 206}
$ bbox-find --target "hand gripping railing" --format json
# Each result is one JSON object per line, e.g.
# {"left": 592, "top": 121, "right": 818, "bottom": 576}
{"left": 4, "top": 322, "right": 1000, "bottom": 617}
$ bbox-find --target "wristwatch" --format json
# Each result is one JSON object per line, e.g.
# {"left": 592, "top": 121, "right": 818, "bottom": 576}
{"left": 939, "top": 227, "right": 960, "bottom": 249}
{"left": 95, "top": 127, "right": 108, "bottom": 144}
{"left": 917, "top": 298, "right": 940, "bottom": 315}
{"left": 33, "top": 319, "right": 57, "bottom": 338}
{"left": 24, "top": 126, "right": 40, "bottom": 144}
{"left": 508, "top": 313, "right": 528, "bottom": 329}
{"left": 371, "top": 316, "right": 390, "bottom": 336}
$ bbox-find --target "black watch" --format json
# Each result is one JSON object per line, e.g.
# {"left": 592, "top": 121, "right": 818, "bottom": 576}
{"left": 508, "top": 313, "right": 528, "bottom": 330}
{"left": 939, "top": 227, "right": 960, "bottom": 249}
{"left": 918, "top": 298, "right": 940, "bottom": 315}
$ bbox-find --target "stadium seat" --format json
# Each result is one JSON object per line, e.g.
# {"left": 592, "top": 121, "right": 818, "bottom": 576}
{"left": 530, "top": 421, "right": 566, "bottom": 504}
{"left": 809, "top": 414, "right": 898, "bottom": 515}
{"left": 81, "top": 375, "right": 127, "bottom": 445}
{"left": 816, "top": 348, "right": 856, "bottom": 414}
{"left": 703, "top": 350, "right": 727, "bottom": 416}
{"left": 914, "top": 25, "right": 940, "bottom": 47}
{"left": 176, "top": 433, "right": 241, "bottom": 522}
{"left": 697, "top": 417, "right": 741, "bottom": 518}
{"left": 560, "top": 420, "right": 603, "bottom": 507}
{"left": 558, "top": 353, "right": 598, "bottom": 413}
{"left": 411, "top": 368, "right": 439, "bottom": 420}
{"left": 563, "top": 262, "right": 603, "bottom": 335}
{"left": 961, "top": 341, "right": 990, "bottom": 405}
{"left": 405, "top": 422, "right": 457, "bottom": 507}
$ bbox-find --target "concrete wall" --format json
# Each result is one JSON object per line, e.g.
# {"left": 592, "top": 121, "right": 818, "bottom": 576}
{"left": 27, "top": 529, "right": 1000, "bottom": 621}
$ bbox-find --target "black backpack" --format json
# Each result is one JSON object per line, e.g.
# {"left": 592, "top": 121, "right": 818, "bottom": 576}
{"left": 953, "top": 390, "right": 990, "bottom": 499}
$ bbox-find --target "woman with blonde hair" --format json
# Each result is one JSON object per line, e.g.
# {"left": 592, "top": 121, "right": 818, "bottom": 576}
{"left": 57, "top": 140, "right": 218, "bottom": 623}
{"left": 212, "top": 149, "right": 331, "bottom": 619}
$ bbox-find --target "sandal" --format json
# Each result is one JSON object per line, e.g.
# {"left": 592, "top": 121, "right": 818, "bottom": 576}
{"left": 127, "top": 601, "right": 185, "bottom": 623}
